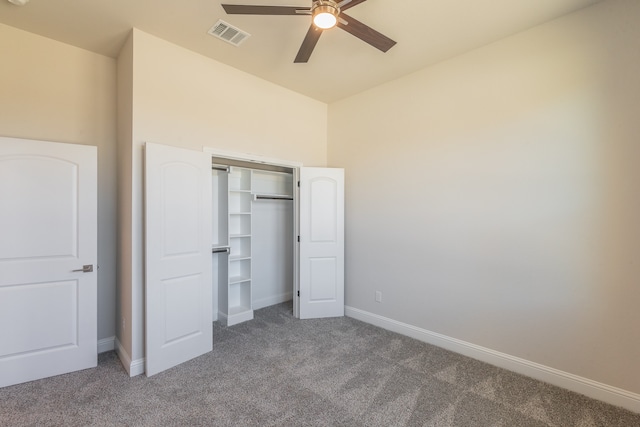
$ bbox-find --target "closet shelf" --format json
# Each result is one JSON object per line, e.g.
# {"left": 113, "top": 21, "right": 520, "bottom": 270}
{"left": 229, "top": 255, "right": 251, "bottom": 261}
{"left": 230, "top": 233, "right": 251, "bottom": 239}
{"left": 229, "top": 275, "right": 251, "bottom": 284}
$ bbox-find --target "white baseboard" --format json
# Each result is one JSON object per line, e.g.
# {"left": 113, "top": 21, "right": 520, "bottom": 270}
{"left": 114, "top": 337, "right": 145, "bottom": 377}
{"left": 129, "top": 358, "right": 145, "bottom": 377}
{"left": 345, "top": 306, "right": 640, "bottom": 414}
{"left": 221, "top": 309, "right": 255, "bottom": 326}
{"left": 253, "top": 292, "right": 293, "bottom": 311}
{"left": 97, "top": 336, "right": 115, "bottom": 353}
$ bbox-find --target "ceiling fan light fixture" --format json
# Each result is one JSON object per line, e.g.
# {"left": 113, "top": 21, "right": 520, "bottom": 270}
{"left": 312, "top": 1, "right": 339, "bottom": 30}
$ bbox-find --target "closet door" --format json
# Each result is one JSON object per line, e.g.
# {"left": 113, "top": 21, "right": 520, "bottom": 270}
{"left": 145, "top": 143, "right": 212, "bottom": 376}
{"left": 299, "top": 167, "right": 344, "bottom": 319}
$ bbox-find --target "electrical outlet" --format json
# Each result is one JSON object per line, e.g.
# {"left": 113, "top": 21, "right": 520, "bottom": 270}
{"left": 375, "top": 291, "right": 382, "bottom": 303}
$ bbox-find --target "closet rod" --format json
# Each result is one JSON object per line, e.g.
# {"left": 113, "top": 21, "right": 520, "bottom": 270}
{"left": 211, "top": 165, "right": 229, "bottom": 172}
{"left": 254, "top": 195, "right": 293, "bottom": 201}
{"left": 211, "top": 247, "right": 230, "bottom": 254}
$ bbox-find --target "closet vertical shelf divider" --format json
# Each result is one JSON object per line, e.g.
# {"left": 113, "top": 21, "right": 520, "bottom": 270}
{"left": 211, "top": 165, "right": 229, "bottom": 326}
{"left": 225, "top": 167, "right": 254, "bottom": 325}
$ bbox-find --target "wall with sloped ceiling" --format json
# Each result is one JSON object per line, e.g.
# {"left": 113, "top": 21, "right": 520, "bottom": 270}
{"left": 328, "top": 0, "right": 640, "bottom": 408}
{"left": 0, "top": 23, "right": 118, "bottom": 347}
{"left": 116, "top": 28, "right": 328, "bottom": 369}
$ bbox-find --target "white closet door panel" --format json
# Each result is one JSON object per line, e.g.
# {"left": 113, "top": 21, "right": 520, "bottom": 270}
{"left": 1, "top": 280, "right": 78, "bottom": 356}
{"left": 309, "top": 258, "right": 338, "bottom": 300}
{"left": 162, "top": 274, "right": 202, "bottom": 342}
{"left": 0, "top": 137, "right": 97, "bottom": 388}
{"left": 309, "top": 179, "right": 337, "bottom": 242}
{"left": 299, "top": 167, "right": 344, "bottom": 319}
{"left": 145, "top": 142, "right": 212, "bottom": 377}
{"left": 162, "top": 164, "right": 201, "bottom": 256}
{"left": 0, "top": 156, "right": 77, "bottom": 260}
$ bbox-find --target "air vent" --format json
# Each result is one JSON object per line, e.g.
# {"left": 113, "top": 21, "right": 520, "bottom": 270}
{"left": 208, "top": 20, "right": 250, "bottom": 47}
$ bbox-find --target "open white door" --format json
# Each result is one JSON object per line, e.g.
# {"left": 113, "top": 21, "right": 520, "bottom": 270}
{"left": 145, "top": 142, "right": 212, "bottom": 376}
{"left": 299, "top": 167, "right": 344, "bottom": 319}
{"left": 0, "top": 137, "right": 97, "bottom": 387}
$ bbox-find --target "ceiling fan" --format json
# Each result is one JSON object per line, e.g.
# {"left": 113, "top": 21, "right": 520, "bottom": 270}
{"left": 221, "top": 0, "right": 396, "bottom": 63}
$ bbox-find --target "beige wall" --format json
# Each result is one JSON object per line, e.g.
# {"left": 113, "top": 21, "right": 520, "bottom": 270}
{"left": 131, "top": 29, "right": 327, "bottom": 164}
{"left": 119, "top": 29, "right": 328, "bottom": 361}
{"left": 328, "top": 0, "right": 640, "bottom": 395}
{"left": 116, "top": 32, "right": 134, "bottom": 361}
{"left": 0, "top": 24, "right": 118, "bottom": 342}
{"left": 5, "top": 0, "right": 637, "bottom": 403}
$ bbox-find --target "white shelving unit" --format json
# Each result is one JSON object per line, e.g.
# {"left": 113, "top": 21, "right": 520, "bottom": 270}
{"left": 211, "top": 167, "right": 229, "bottom": 324}
{"left": 223, "top": 167, "right": 254, "bottom": 325}
{"left": 252, "top": 169, "right": 293, "bottom": 196}
{"left": 214, "top": 163, "right": 296, "bottom": 326}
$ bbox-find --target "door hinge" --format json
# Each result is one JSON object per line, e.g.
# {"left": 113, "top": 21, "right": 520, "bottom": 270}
{"left": 297, "top": 236, "right": 300, "bottom": 242}
{"left": 297, "top": 180, "right": 300, "bottom": 187}
{"left": 297, "top": 290, "right": 300, "bottom": 297}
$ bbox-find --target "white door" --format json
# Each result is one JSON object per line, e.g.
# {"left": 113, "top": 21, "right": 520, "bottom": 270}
{"left": 145, "top": 142, "right": 212, "bottom": 376}
{"left": 299, "top": 167, "right": 344, "bottom": 319}
{"left": 0, "top": 137, "right": 97, "bottom": 387}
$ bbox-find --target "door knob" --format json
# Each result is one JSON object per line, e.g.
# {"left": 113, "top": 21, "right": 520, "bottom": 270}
{"left": 72, "top": 264, "right": 94, "bottom": 273}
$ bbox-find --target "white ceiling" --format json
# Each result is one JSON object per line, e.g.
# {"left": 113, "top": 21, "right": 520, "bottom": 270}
{"left": 0, "top": 0, "right": 601, "bottom": 103}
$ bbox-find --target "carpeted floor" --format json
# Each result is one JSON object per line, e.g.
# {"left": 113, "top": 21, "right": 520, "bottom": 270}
{"left": 1, "top": 302, "right": 638, "bottom": 426}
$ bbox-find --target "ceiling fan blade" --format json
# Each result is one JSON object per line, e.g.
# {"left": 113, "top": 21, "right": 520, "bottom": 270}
{"left": 294, "top": 25, "right": 323, "bottom": 63}
{"left": 222, "top": 4, "right": 311, "bottom": 15}
{"left": 338, "top": 0, "right": 368, "bottom": 11}
{"left": 336, "top": 12, "right": 396, "bottom": 53}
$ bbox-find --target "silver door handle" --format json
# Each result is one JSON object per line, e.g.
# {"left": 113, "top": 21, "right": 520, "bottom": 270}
{"left": 72, "top": 264, "right": 94, "bottom": 273}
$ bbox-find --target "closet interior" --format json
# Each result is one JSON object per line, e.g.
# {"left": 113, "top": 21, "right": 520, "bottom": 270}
{"left": 210, "top": 158, "right": 295, "bottom": 326}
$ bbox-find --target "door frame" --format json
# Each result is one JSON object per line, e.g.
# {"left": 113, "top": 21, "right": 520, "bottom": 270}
{"left": 203, "top": 147, "right": 304, "bottom": 317}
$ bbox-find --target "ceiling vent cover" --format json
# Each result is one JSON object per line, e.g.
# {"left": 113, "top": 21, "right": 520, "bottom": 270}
{"left": 208, "top": 20, "right": 250, "bottom": 46}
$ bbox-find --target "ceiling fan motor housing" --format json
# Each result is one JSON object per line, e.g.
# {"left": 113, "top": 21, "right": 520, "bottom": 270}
{"left": 312, "top": 0, "right": 340, "bottom": 11}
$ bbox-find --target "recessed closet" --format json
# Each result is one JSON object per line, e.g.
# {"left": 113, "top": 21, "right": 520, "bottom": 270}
{"left": 210, "top": 160, "right": 295, "bottom": 326}
{"left": 144, "top": 142, "right": 344, "bottom": 376}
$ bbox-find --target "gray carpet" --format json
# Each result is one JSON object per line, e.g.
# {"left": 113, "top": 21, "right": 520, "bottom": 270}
{"left": 1, "top": 302, "right": 638, "bottom": 426}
